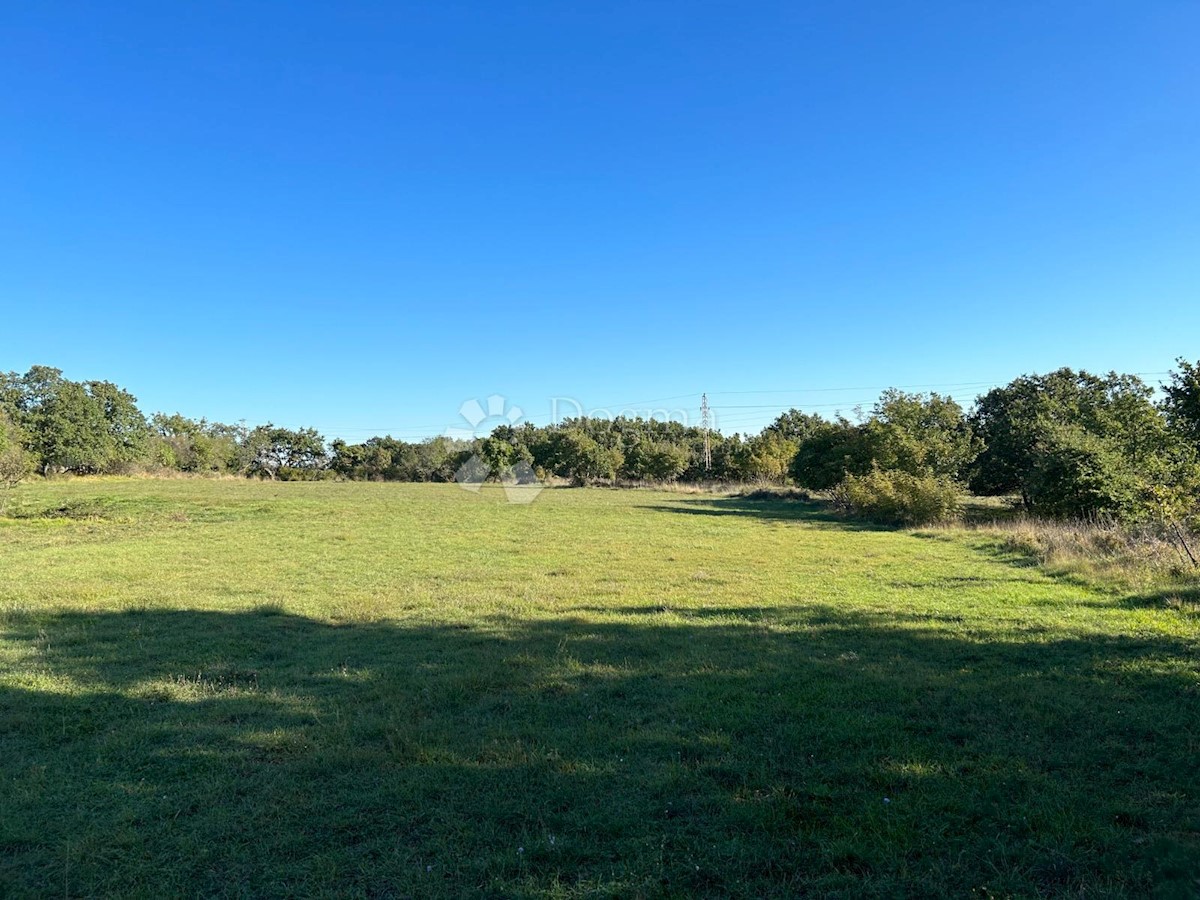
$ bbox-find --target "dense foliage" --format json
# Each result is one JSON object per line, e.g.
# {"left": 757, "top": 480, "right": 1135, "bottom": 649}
{"left": 968, "top": 368, "right": 1199, "bottom": 522}
{"left": 1162, "top": 359, "right": 1200, "bottom": 444}
{"left": 1, "top": 366, "right": 146, "bottom": 475}
{"left": 0, "top": 407, "right": 33, "bottom": 511}
{"left": 3, "top": 359, "right": 1199, "bottom": 524}
{"left": 835, "top": 467, "right": 964, "bottom": 526}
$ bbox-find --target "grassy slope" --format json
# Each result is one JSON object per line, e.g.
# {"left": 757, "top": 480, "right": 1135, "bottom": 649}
{"left": 0, "top": 479, "right": 1197, "bottom": 898}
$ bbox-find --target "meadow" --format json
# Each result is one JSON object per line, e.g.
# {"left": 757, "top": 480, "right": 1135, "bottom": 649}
{"left": 1, "top": 479, "right": 1197, "bottom": 897}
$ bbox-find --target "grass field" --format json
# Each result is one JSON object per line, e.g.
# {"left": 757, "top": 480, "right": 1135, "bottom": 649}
{"left": 1, "top": 479, "right": 1198, "bottom": 897}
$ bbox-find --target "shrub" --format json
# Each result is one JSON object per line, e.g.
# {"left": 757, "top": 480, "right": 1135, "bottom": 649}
{"left": 624, "top": 440, "right": 689, "bottom": 482}
{"left": 1025, "top": 425, "right": 1140, "bottom": 522}
{"left": 836, "top": 468, "right": 962, "bottom": 526}
{"left": 0, "top": 409, "right": 33, "bottom": 513}
{"left": 742, "top": 432, "right": 798, "bottom": 484}
{"left": 968, "top": 368, "right": 1167, "bottom": 511}
{"left": 556, "top": 430, "right": 623, "bottom": 485}
{"left": 790, "top": 419, "right": 876, "bottom": 489}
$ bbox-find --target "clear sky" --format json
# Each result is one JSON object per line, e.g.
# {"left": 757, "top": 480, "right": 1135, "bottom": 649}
{"left": 3, "top": 2, "right": 1198, "bottom": 441}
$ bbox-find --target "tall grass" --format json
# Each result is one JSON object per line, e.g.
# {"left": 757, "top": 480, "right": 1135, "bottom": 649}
{"left": 962, "top": 515, "right": 1198, "bottom": 589}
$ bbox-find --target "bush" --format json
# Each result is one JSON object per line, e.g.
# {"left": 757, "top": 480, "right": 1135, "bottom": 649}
{"left": 836, "top": 468, "right": 962, "bottom": 526}
{"left": 789, "top": 419, "right": 876, "bottom": 489}
{"left": 1026, "top": 425, "right": 1140, "bottom": 521}
{"left": 0, "top": 410, "right": 33, "bottom": 512}
{"left": 624, "top": 440, "right": 689, "bottom": 482}
{"left": 556, "top": 430, "right": 623, "bottom": 485}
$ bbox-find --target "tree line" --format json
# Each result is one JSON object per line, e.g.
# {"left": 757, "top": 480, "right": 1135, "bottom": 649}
{"left": 3, "top": 361, "right": 1200, "bottom": 524}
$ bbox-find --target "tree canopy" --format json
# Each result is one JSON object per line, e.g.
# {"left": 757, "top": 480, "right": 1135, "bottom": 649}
{"left": 3, "top": 360, "right": 1199, "bottom": 524}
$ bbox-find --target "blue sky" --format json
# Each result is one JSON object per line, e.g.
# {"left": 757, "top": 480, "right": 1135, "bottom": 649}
{"left": 3, "top": 2, "right": 1198, "bottom": 441}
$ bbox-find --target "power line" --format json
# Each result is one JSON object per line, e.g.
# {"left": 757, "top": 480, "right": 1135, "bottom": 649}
{"left": 314, "top": 371, "right": 1176, "bottom": 438}
{"left": 707, "top": 380, "right": 1002, "bottom": 396}
{"left": 705, "top": 372, "right": 1172, "bottom": 397}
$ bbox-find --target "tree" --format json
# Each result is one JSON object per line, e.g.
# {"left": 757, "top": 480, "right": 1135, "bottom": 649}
{"left": 330, "top": 437, "right": 393, "bottom": 480}
{"left": 148, "top": 415, "right": 235, "bottom": 475}
{"left": 1024, "top": 424, "right": 1140, "bottom": 520}
{"left": 3, "top": 367, "right": 150, "bottom": 474}
{"left": 0, "top": 371, "right": 22, "bottom": 420}
{"left": 245, "top": 426, "right": 328, "bottom": 479}
{"left": 557, "top": 429, "right": 623, "bottom": 485}
{"left": 86, "top": 380, "right": 149, "bottom": 467}
{"left": 969, "top": 369, "right": 1182, "bottom": 519}
{"left": 838, "top": 467, "right": 962, "bottom": 526}
{"left": 328, "top": 435, "right": 470, "bottom": 482}
{"left": 710, "top": 432, "right": 748, "bottom": 482}
{"left": 763, "top": 409, "right": 827, "bottom": 444}
{"left": 0, "top": 408, "right": 33, "bottom": 512}
{"left": 26, "top": 378, "right": 113, "bottom": 473}
{"left": 479, "top": 433, "right": 527, "bottom": 479}
{"left": 413, "top": 437, "right": 471, "bottom": 482}
{"left": 1162, "top": 358, "right": 1200, "bottom": 445}
{"left": 869, "top": 390, "right": 975, "bottom": 480}
{"left": 743, "top": 432, "right": 798, "bottom": 483}
{"left": 624, "top": 440, "right": 689, "bottom": 482}
{"left": 789, "top": 418, "right": 875, "bottom": 489}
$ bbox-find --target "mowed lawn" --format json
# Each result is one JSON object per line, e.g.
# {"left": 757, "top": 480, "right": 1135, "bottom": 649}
{"left": 1, "top": 480, "right": 1197, "bottom": 898}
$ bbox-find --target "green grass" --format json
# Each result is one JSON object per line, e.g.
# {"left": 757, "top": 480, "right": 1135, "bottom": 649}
{"left": 1, "top": 479, "right": 1198, "bottom": 897}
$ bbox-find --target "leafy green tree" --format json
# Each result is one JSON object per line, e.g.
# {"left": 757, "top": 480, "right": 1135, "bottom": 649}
{"left": 152, "top": 413, "right": 230, "bottom": 473}
{"left": 330, "top": 437, "right": 393, "bottom": 480}
{"left": 246, "top": 426, "right": 328, "bottom": 479}
{"left": 328, "top": 435, "right": 470, "bottom": 482}
{"left": 0, "top": 371, "right": 22, "bottom": 420}
{"left": 1023, "top": 424, "right": 1140, "bottom": 520}
{"left": 624, "top": 440, "right": 689, "bottom": 482}
{"left": 25, "top": 378, "right": 113, "bottom": 473}
{"left": 557, "top": 429, "right": 623, "bottom": 485}
{"left": 970, "top": 370, "right": 1159, "bottom": 502}
{"left": 2, "top": 367, "right": 149, "bottom": 474}
{"left": 743, "top": 432, "right": 798, "bottom": 483}
{"left": 0, "top": 408, "right": 33, "bottom": 511}
{"left": 86, "top": 380, "right": 149, "bottom": 466}
{"left": 837, "top": 467, "right": 963, "bottom": 525}
{"left": 525, "top": 427, "right": 578, "bottom": 479}
{"left": 789, "top": 418, "right": 875, "bottom": 489}
{"left": 414, "top": 437, "right": 472, "bottom": 481}
{"left": 1162, "top": 358, "right": 1200, "bottom": 445}
{"left": 479, "top": 431, "right": 530, "bottom": 479}
{"left": 869, "top": 390, "right": 975, "bottom": 480}
{"left": 969, "top": 369, "right": 1189, "bottom": 519}
{"left": 764, "top": 409, "right": 827, "bottom": 444}
{"left": 710, "top": 432, "right": 748, "bottom": 482}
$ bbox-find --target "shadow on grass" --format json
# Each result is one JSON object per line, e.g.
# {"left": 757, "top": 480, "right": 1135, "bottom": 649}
{"left": 2, "top": 606, "right": 1198, "bottom": 897}
{"left": 1119, "top": 584, "right": 1200, "bottom": 615}
{"left": 635, "top": 497, "right": 888, "bottom": 531}
{"left": 955, "top": 528, "right": 1200, "bottom": 612}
